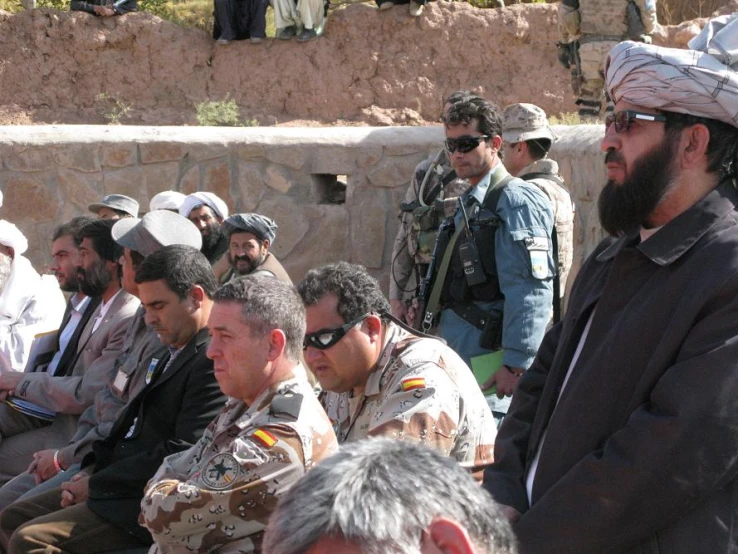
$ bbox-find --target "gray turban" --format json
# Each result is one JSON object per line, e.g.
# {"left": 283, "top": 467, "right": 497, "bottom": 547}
{"left": 606, "top": 14, "right": 738, "bottom": 128}
{"left": 223, "top": 213, "right": 278, "bottom": 244}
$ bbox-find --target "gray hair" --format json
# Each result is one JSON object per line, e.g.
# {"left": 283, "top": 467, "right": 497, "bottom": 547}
{"left": 262, "top": 438, "right": 518, "bottom": 554}
{"left": 213, "top": 275, "right": 306, "bottom": 362}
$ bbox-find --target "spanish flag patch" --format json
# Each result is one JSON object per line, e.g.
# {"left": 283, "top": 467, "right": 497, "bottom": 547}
{"left": 401, "top": 377, "right": 426, "bottom": 392}
{"left": 252, "top": 428, "right": 278, "bottom": 449}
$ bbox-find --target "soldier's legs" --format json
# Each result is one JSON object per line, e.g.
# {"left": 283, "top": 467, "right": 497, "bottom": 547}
{"left": 576, "top": 41, "right": 618, "bottom": 119}
{"left": 3, "top": 488, "right": 146, "bottom": 554}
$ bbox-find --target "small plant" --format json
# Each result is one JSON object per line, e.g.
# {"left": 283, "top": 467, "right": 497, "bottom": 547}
{"left": 96, "top": 92, "right": 132, "bottom": 125}
{"left": 196, "top": 97, "right": 253, "bottom": 127}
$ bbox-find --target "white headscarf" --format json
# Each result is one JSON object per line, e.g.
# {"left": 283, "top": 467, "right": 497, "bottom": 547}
{"left": 606, "top": 14, "right": 738, "bottom": 128}
{"left": 0, "top": 221, "right": 28, "bottom": 255}
{"left": 179, "top": 192, "right": 229, "bottom": 220}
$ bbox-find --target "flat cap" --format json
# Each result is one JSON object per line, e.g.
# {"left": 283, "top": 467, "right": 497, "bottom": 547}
{"left": 89, "top": 194, "right": 140, "bottom": 218}
{"left": 223, "top": 213, "right": 278, "bottom": 244}
{"left": 112, "top": 210, "right": 202, "bottom": 257}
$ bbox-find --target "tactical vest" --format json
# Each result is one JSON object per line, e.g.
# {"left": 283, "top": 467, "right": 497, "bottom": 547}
{"left": 579, "top": 0, "right": 629, "bottom": 37}
{"left": 438, "top": 183, "right": 510, "bottom": 307}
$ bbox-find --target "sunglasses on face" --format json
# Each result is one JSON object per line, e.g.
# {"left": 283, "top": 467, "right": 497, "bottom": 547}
{"left": 605, "top": 110, "right": 667, "bottom": 134}
{"left": 303, "top": 312, "right": 370, "bottom": 351}
{"left": 444, "top": 135, "right": 490, "bottom": 154}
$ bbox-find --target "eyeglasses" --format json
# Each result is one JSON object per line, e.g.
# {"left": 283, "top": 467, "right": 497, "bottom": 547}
{"left": 303, "top": 313, "right": 370, "bottom": 350}
{"left": 605, "top": 110, "right": 667, "bottom": 134}
{"left": 444, "top": 135, "right": 490, "bottom": 154}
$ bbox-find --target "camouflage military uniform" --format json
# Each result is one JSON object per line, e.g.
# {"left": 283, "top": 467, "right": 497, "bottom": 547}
{"left": 519, "top": 158, "right": 574, "bottom": 296}
{"left": 390, "top": 150, "right": 468, "bottom": 303}
{"left": 558, "top": 0, "right": 658, "bottom": 117}
{"left": 320, "top": 322, "right": 496, "bottom": 472}
{"left": 141, "top": 367, "right": 338, "bottom": 554}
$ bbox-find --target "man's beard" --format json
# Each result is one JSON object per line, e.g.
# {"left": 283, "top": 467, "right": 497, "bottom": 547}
{"left": 201, "top": 223, "right": 223, "bottom": 256}
{"left": 77, "top": 259, "right": 113, "bottom": 297}
{"left": 598, "top": 134, "right": 678, "bottom": 237}
{"left": 58, "top": 271, "right": 80, "bottom": 293}
{"left": 228, "top": 251, "right": 266, "bottom": 276}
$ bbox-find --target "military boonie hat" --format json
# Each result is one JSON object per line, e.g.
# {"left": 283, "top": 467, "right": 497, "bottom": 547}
{"left": 501, "top": 103, "right": 556, "bottom": 144}
{"left": 112, "top": 210, "right": 202, "bottom": 257}
{"left": 88, "top": 194, "right": 140, "bottom": 218}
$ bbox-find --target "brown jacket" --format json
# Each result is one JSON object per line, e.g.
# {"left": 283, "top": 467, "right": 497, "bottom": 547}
{"left": 485, "top": 181, "right": 738, "bottom": 554}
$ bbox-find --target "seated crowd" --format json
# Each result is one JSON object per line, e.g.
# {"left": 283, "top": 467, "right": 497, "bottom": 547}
{"left": 1, "top": 15, "right": 738, "bottom": 554}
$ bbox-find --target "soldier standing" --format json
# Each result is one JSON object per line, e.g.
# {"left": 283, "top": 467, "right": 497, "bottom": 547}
{"left": 389, "top": 91, "right": 472, "bottom": 324}
{"left": 501, "top": 103, "right": 575, "bottom": 308}
{"left": 557, "top": 0, "right": 658, "bottom": 118}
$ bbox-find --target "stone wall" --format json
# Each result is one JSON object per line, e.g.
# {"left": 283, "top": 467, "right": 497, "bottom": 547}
{"left": 0, "top": 125, "right": 607, "bottom": 293}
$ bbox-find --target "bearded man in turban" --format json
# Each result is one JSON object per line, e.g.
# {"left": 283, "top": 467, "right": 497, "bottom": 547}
{"left": 484, "top": 15, "right": 738, "bottom": 554}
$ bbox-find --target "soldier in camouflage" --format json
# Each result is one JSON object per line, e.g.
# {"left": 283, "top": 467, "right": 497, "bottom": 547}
{"left": 501, "top": 103, "right": 574, "bottom": 299}
{"left": 389, "top": 91, "right": 471, "bottom": 324}
{"left": 299, "top": 262, "right": 496, "bottom": 476}
{"left": 141, "top": 276, "right": 338, "bottom": 554}
{"left": 557, "top": 0, "right": 658, "bottom": 118}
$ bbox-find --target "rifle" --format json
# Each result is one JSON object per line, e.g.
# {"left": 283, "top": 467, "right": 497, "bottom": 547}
{"left": 414, "top": 218, "right": 448, "bottom": 332}
{"left": 570, "top": 40, "right": 582, "bottom": 97}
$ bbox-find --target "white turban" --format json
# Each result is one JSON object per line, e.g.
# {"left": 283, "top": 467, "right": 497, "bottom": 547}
{"left": 179, "top": 192, "right": 229, "bottom": 221}
{"left": 606, "top": 14, "right": 738, "bottom": 128}
{"left": 0, "top": 221, "right": 28, "bottom": 255}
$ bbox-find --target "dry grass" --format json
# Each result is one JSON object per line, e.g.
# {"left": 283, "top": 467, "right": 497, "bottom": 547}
{"left": 657, "top": 0, "right": 729, "bottom": 24}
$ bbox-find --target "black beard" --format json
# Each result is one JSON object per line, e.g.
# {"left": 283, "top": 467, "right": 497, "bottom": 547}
{"left": 77, "top": 259, "right": 112, "bottom": 297}
{"left": 201, "top": 230, "right": 223, "bottom": 258}
{"left": 598, "top": 134, "right": 678, "bottom": 237}
{"left": 228, "top": 252, "right": 266, "bottom": 275}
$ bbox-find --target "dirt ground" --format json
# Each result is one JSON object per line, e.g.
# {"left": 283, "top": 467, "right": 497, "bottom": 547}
{"left": 0, "top": 0, "right": 735, "bottom": 127}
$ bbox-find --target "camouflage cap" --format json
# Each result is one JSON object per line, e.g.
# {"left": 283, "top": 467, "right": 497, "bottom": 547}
{"left": 501, "top": 103, "right": 555, "bottom": 143}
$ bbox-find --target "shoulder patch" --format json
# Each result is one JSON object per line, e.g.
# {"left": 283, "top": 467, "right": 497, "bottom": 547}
{"left": 401, "top": 377, "right": 426, "bottom": 392}
{"left": 251, "top": 428, "right": 278, "bottom": 449}
{"left": 269, "top": 391, "right": 303, "bottom": 421}
{"left": 201, "top": 452, "right": 242, "bottom": 490}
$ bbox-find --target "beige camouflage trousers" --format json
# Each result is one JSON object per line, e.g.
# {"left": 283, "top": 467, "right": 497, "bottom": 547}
{"left": 577, "top": 40, "right": 619, "bottom": 117}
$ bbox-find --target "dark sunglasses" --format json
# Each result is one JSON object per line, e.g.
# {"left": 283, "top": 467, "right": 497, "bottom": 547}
{"left": 444, "top": 135, "right": 490, "bottom": 154}
{"left": 303, "top": 312, "right": 370, "bottom": 351}
{"left": 605, "top": 110, "right": 667, "bottom": 134}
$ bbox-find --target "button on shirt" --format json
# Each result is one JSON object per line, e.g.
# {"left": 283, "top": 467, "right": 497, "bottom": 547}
{"left": 48, "top": 295, "right": 91, "bottom": 376}
{"left": 91, "top": 289, "right": 123, "bottom": 335}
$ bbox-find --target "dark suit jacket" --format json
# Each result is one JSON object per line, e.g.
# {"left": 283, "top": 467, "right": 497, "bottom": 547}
{"left": 484, "top": 182, "right": 738, "bottom": 554}
{"left": 85, "top": 327, "right": 225, "bottom": 543}
{"left": 52, "top": 295, "right": 101, "bottom": 377}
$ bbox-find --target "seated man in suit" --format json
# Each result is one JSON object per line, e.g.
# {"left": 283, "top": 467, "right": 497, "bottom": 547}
{"left": 0, "top": 221, "right": 66, "bottom": 372}
{"left": 0, "top": 245, "right": 225, "bottom": 553}
{"left": 0, "top": 219, "right": 139, "bottom": 486}
{"left": 0, "top": 211, "right": 202, "bottom": 516}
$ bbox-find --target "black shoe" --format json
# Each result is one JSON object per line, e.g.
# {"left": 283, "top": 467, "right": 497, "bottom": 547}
{"left": 277, "top": 26, "right": 297, "bottom": 40}
{"left": 297, "top": 28, "right": 317, "bottom": 42}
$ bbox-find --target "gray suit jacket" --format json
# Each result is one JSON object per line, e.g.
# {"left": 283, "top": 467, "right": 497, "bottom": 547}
{"left": 14, "top": 289, "right": 140, "bottom": 440}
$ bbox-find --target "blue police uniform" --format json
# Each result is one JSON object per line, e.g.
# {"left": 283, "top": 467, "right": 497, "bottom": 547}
{"left": 437, "top": 163, "right": 554, "bottom": 419}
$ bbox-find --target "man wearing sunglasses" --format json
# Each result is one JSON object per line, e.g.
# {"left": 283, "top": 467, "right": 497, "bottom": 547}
{"left": 299, "top": 262, "right": 496, "bottom": 477}
{"left": 485, "top": 16, "right": 738, "bottom": 554}
{"left": 426, "top": 97, "right": 555, "bottom": 426}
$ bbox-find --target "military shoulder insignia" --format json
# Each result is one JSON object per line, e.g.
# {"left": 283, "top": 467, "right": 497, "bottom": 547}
{"left": 269, "top": 391, "right": 303, "bottom": 421}
{"left": 201, "top": 452, "right": 242, "bottom": 490}
{"left": 251, "top": 428, "right": 278, "bottom": 449}
{"left": 144, "top": 358, "right": 160, "bottom": 385}
{"left": 401, "top": 377, "right": 426, "bottom": 392}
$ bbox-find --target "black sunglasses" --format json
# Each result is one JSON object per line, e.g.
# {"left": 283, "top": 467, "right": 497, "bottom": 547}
{"left": 303, "top": 312, "right": 370, "bottom": 351}
{"left": 605, "top": 110, "right": 667, "bottom": 134}
{"left": 444, "top": 135, "right": 490, "bottom": 154}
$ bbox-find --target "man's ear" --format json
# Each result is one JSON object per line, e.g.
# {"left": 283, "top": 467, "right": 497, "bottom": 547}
{"left": 364, "top": 314, "right": 383, "bottom": 341}
{"left": 267, "top": 328, "right": 286, "bottom": 361}
{"left": 490, "top": 135, "right": 503, "bottom": 153}
{"left": 426, "top": 517, "right": 476, "bottom": 554}
{"left": 188, "top": 285, "right": 205, "bottom": 309}
{"left": 679, "top": 123, "right": 711, "bottom": 170}
{"left": 262, "top": 239, "right": 271, "bottom": 251}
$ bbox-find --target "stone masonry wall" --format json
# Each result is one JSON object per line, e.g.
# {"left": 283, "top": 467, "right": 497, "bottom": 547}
{"left": 0, "top": 125, "right": 607, "bottom": 294}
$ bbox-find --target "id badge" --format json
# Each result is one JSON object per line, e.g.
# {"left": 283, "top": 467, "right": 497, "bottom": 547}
{"left": 112, "top": 369, "right": 130, "bottom": 395}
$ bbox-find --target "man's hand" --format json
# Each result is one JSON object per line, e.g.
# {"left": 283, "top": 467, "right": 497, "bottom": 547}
{"left": 60, "top": 471, "right": 90, "bottom": 508}
{"left": 481, "top": 366, "right": 522, "bottom": 398}
{"left": 0, "top": 371, "right": 23, "bottom": 394}
{"left": 29, "top": 449, "right": 61, "bottom": 484}
{"left": 500, "top": 505, "right": 521, "bottom": 523}
{"left": 556, "top": 43, "right": 571, "bottom": 69}
{"left": 390, "top": 299, "right": 408, "bottom": 323}
{"left": 93, "top": 5, "right": 115, "bottom": 16}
